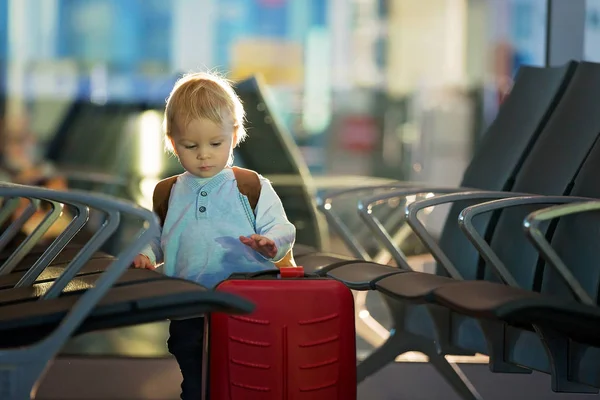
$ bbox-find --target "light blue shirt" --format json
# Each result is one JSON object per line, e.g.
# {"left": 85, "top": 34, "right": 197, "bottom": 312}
{"left": 141, "top": 168, "right": 296, "bottom": 288}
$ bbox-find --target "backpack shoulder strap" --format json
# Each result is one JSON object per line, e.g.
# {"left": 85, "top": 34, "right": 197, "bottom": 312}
{"left": 232, "top": 166, "right": 261, "bottom": 210}
{"left": 152, "top": 175, "right": 179, "bottom": 226}
{"left": 232, "top": 166, "right": 296, "bottom": 268}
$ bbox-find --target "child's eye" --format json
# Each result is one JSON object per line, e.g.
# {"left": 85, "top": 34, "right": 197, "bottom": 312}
{"left": 184, "top": 145, "right": 197, "bottom": 150}
{"left": 211, "top": 142, "right": 222, "bottom": 147}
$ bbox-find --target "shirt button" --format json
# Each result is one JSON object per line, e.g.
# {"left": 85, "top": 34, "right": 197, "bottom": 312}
{"left": 200, "top": 191, "right": 207, "bottom": 197}
{"left": 199, "top": 206, "right": 206, "bottom": 213}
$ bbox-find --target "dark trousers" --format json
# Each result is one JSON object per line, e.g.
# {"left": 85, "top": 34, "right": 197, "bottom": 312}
{"left": 168, "top": 317, "right": 205, "bottom": 400}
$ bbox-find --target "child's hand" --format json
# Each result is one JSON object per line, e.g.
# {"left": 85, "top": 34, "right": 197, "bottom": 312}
{"left": 132, "top": 254, "right": 155, "bottom": 270}
{"left": 239, "top": 234, "right": 278, "bottom": 259}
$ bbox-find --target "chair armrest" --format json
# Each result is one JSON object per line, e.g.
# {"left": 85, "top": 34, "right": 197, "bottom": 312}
{"left": 0, "top": 197, "right": 40, "bottom": 253}
{"left": 316, "top": 182, "right": 424, "bottom": 259}
{"left": 16, "top": 202, "right": 90, "bottom": 288}
{"left": 357, "top": 186, "right": 475, "bottom": 270}
{"left": 0, "top": 197, "right": 21, "bottom": 226}
{"left": 459, "top": 195, "right": 594, "bottom": 288}
{"left": 523, "top": 200, "right": 600, "bottom": 305}
{"left": 0, "top": 199, "right": 64, "bottom": 275}
{"left": 405, "top": 190, "right": 533, "bottom": 279}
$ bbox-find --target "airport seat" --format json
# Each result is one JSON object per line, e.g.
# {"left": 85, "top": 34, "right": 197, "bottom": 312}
{"left": 425, "top": 136, "right": 600, "bottom": 392}
{"left": 308, "top": 60, "right": 577, "bottom": 396}
{"left": 0, "top": 183, "right": 254, "bottom": 400}
{"left": 324, "top": 61, "right": 600, "bottom": 397}
{"left": 300, "top": 61, "right": 578, "bottom": 274}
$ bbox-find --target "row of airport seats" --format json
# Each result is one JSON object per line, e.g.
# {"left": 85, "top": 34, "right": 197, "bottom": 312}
{"left": 294, "top": 59, "right": 600, "bottom": 399}
{"left": 0, "top": 184, "right": 256, "bottom": 399}
{"left": 3, "top": 60, "right": 600, "bottom": 399}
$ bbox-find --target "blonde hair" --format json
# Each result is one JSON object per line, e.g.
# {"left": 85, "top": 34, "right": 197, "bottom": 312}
{"left": 163, "top": 71, "right": 246, "bottom": 152}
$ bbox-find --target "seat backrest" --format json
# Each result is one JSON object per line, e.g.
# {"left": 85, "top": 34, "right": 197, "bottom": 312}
{"left": 436, "top": 61, "right": 578, "bottom": 278}
{"left": 485, "top": 61, "right": 600, "bottom": 289}
{"left": 234, "top": 76, "right": 325, "bottom": 249}
{"left": 460, "top": 62, "right": 577, "bottom": 191}
{"left": 538, "top": 135, "right": 600, "bottom": 302}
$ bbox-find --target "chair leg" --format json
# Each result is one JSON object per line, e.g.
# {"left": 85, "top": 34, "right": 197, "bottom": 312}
{"left": 359, "top": 294, "right": 484, "bottom": 399}
{"left": 357, "top": 329, "right": 483, "bottom": 400}
{"left": 426, "top": 348, "right": 484, "bottom": 400}
{"left": 357, "top": 328, "right": 419, "bottom": 383}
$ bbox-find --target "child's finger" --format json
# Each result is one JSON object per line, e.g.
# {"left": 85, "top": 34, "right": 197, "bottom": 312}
{"left": 244, "top": 235, "right": 261, "bottom": 244}
{"left": 240, "top": 236, "right": 259, "bottom": 248}
{"left": 240, "top": 236, "right": 258, "bottom": 250}
{"left": 260, "top": 236, "right": 273, "bottom": 245}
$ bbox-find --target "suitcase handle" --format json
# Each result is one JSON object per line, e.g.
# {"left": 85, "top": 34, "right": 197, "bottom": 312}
{"left": 279, "top": 266, "right": 305, "bottom": 278}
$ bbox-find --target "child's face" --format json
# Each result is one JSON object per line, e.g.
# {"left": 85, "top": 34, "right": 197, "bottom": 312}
{"left": 170, "top": 117, "right": 235, "bottom": 178}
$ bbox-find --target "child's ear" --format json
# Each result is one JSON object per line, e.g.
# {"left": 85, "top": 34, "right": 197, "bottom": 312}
{"left": 232, "top": 126, "right": 238, "bottom": 147}
{"left": 168, "top": 137, "right": 177, "bottom": 155}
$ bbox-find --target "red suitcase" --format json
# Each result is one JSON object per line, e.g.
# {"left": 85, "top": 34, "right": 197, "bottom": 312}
{"left": 204, "top": 267, "right": 356, "bottom": 400}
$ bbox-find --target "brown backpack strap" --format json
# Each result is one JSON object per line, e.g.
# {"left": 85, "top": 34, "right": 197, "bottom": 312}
{"left": 152, "top": 175, "right": 179, "bottom": 227}
{"left": 231, "top": 166, "right": 261, "bottom": 210}
{"left": 232, "top": 167, "right": 296, "bottom": 268}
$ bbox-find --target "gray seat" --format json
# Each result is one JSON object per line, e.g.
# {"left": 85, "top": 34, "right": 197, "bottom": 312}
{"left": 326, "top": 262, "right": 403, "bottom": 290}
{"left": 428, "top": 118, "right": 600, "bottom": 391}
{"left": 361, "top": 61, "right": 600, "bottom": 394}
{"left": 322, "top": 60, "right": 580, "bottom": 399}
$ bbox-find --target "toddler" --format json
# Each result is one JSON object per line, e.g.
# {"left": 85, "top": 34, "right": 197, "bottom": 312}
{"left": 132, "top": 71, "right": 296, "bottom": 399}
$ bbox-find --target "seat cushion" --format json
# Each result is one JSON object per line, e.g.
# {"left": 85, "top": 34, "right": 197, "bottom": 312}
{"left": 327, "top": 262, "right": 404, "bottom": 290}
{"left": 432, "top": 281, "right": 540, "bottom": 318}
{"left": 0, "top": 278, "right": 254, "bottom": 347}
{"left": 0, "top": 258, "right": 113, "bottom": 290}
{"left": 433, "top": 280, "right": 600, "bottom": 346}
{"left": 298, "top": 253, "right": 356, "bottom": 274}
{"left": 0, "top": 268, "right": 166, "bottom": 306}
{"left": 375, "top": 271, "right": 459, "bottom": 302}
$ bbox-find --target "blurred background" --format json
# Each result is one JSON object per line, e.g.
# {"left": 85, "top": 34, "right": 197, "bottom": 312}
{"left": 3, "top": 0, "right": 584, "bottom": 185}
{"left": 0, "top": 0, "right": 597, "bottom": 388}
